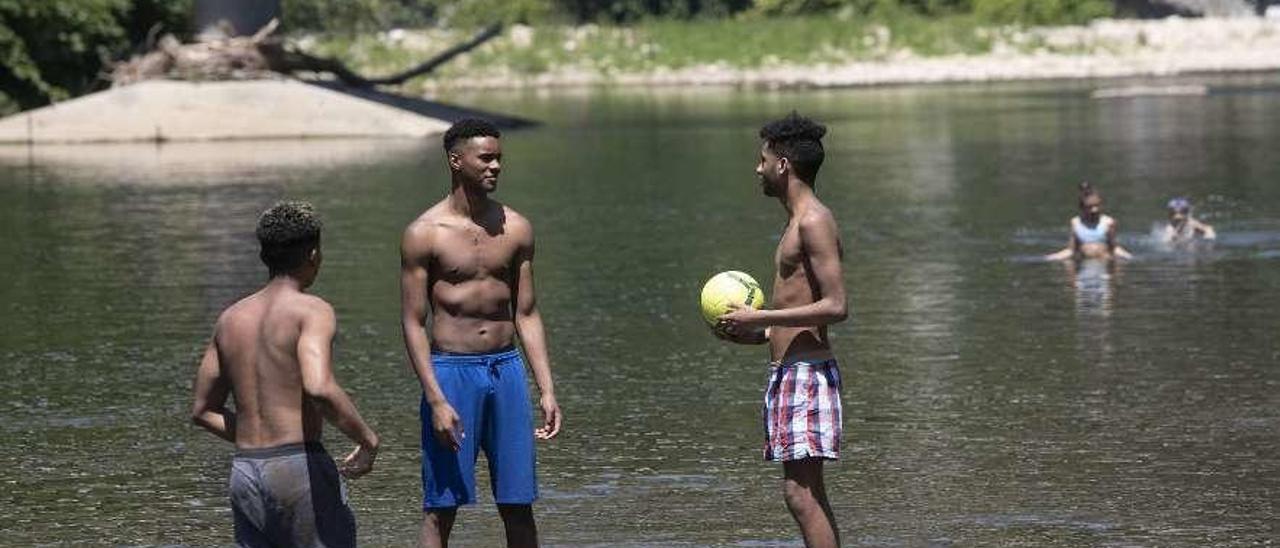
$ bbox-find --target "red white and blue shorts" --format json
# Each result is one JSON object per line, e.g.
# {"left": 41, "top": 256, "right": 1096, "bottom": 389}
{"left": 763, "top": 358, "right": 843, "bottom": 462}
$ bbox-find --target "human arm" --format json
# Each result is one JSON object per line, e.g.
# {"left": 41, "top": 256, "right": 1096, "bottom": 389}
{"left": 1044, "top": 246, "right": 1075, "bottom": 261}
{"left": 719, "top": 212, "right": 847, "bottom": 330}
{"left": 1045, "top": 223, "right": 1077, "bottom": 261}
{"left": 1108, "top": 222, "right": 1133, "bottom": 259}
{"left": 190, "top": 339, "right": 236, "bottom": 443}
{"left": 1195, "top": 219, "right": 1216, "bottom": 240}
{"left": 400, "top": 223, "right": 463, "bottom": 451}
{"left": 511, "top": 224, "right": 561, "bottom": 440}
{"left": 298, "top": 303, "right": 380, "bottom": 478}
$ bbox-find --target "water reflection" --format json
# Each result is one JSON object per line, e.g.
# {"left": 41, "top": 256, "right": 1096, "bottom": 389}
{"left": 1062, "top": 258, "right": 1117, "bottom": 366}
{"left": 4, "top": 78, "right": 1280, "bottom": 545}
{"left": 1066, "top": 258, "right": 1116, "bottom": 318}
{"left": 0, "top": 139, "right": 430, "bottom": 186}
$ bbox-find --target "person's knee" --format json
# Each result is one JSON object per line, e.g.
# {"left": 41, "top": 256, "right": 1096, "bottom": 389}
{"left": 423, "top": 508, "right": 457, "bottom": 528}
{"left": 783, "top": 480, "right": 818, "bottom": 513}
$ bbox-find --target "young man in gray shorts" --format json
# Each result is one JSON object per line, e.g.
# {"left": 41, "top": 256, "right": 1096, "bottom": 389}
{"left": 191, "top": 201, "right": 380, "bottom": 547}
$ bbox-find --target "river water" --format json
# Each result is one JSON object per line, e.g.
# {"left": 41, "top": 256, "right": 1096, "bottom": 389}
{"left": 2, "top": 74, "right": 1278, "bottom": 546}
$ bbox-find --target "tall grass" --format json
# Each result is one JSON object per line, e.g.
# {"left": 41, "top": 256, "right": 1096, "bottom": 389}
{"left": 306, "top": 12, "right": 1011, "bottom": 85}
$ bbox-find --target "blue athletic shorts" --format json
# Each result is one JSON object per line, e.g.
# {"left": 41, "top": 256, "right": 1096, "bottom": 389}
{"left": 420, "top": 346, "right": 538, "bottom": 509}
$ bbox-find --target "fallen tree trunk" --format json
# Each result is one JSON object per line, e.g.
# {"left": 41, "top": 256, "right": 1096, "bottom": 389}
{"left": 110, "top": 19, "right": 502, "bottom": 89}
{"left": 363, "top": 23, "right": 503, "bottom": 86}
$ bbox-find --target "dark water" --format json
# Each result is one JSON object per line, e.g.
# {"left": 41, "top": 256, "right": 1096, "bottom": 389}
{"left": 3, "top": 74, "right": 1279, "bottom": 546}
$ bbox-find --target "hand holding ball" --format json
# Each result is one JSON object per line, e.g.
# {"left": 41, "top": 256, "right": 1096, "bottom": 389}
{"left": 700, "top": 271, "right": 767, "bottom": 344}
{"left": 700, "top": 271, "right": 764, "bottom": 325}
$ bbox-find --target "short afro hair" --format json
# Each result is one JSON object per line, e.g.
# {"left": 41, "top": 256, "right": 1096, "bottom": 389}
{"left": 760, "top": 112, "right": 827, "bottom": 184}
{"left": 443, "top": 118, "right": 501, "bottom": 153}
{"left": 256, "top": 201, "right": 322, "bottom": 275}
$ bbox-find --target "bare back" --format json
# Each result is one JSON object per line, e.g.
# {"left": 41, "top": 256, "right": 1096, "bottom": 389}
{"left": 403, "top": 198, "right": 531, "bottom": 353}
{"left": 214, "top": 286, "right": 332, "bottom": 449}
{"left": 769, "top": 201, "right": 845, "bottom": 362}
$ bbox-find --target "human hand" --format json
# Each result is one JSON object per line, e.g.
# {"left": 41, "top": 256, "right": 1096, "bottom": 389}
{"left": 715, "top": 303, "right": 766, "bottom": 342}
{"left": 339, "top": 443, "right": 378, "bottom": 479}
{"left": 432, "top": 402, "right": 464, "bottom": 451}
{"left": 535, "top": 394, "right": 561, "bottom": 440}
{"left": 712, "top": 320, "right": 767, "bottom": 345}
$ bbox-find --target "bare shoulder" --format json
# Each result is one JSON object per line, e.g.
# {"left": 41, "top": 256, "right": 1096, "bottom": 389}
{"left": 798, "top": 201, "right": 840, "bottom": 236}
{"left": 406, "top": 201, "right": 451, "bottom": 233}
{"left": 214, "top": 291, "right": 260, "bottom": 334}
{"left": 298, "top": 293, "right": 335, "bottom": 317}
{"left": 290, "top": 293, "right": 336, "bottom": 334}
{"left": 403, "top": 202, "right": 449, "bottom": 252}
{"left": 503, "top": 204, "right": 534, "bottom": 242}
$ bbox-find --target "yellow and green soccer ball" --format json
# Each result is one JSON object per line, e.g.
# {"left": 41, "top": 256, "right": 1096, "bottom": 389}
{"left": 699, "top": 271, "right": 764, "bottom": 325}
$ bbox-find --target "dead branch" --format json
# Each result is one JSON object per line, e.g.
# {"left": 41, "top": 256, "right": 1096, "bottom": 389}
{"left": 109, "top": 19, "right": 502, "bottom": 89}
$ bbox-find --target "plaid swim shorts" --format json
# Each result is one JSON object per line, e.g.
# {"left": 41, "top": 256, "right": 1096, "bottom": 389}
{"left": 763, "top": 358, "right": 843, "bottom": 462}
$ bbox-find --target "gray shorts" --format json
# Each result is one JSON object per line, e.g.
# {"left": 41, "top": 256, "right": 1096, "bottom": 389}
{"left": 229, "top": 443, "right": 355, "bottom": 548}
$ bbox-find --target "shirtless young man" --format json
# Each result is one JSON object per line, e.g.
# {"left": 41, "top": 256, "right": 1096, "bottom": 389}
{"left": 717, "top": 113, "right": 848, "bottom": 548}
{"left": 190, "top": 201, "right": 380, "bottom": 547}
{"left": 400, "top": 119, "right": 562, "bottom": 548}
{"left": 1046, "top": 182, "right": 1134, "bottom": 261}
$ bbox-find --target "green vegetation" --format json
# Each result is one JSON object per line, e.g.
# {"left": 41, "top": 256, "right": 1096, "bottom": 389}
{"left": 279, "top": 0, "right": 1112, "bottom": 31}
{"left": 296, "top": 0, "right": 1114, "bottom": 84}
{"left": 0, "top": 0, "right": 1114, "bottom": 114}
{"left": 308, "top": 12, "right": 1004, "bottom": 85}
{"left": 0, "top": 0, "right": 190, "bottom": 112}
{"left": 969, "top": 0, "right": 1113, "bottom": 25}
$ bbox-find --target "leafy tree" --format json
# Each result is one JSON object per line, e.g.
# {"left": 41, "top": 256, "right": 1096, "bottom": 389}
{"left": 0, "top": 0, "right": 190, "bottom": 111}
{"left": 557, "top": 0, "right": 754, "bottom": 22}
{"left": 970, "top": 0, "right": 1112, "bottom": 24}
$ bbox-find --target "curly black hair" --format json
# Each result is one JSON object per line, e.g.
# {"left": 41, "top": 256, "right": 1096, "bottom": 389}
{"left": 443, "top": 118, "right": 501, "bottom": 153}
{"left": 760, "top": 112, "right": 827, "bottom": 184}
{"left": 256, "top": 201, "right": 322, "bottom": 276}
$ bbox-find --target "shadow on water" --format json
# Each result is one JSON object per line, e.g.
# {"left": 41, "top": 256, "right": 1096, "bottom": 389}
{"left": 306, "top": 81, "right": 539, "bottom": 130}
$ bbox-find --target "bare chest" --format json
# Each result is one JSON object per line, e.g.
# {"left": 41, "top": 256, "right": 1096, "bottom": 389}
{"left": 431, "top": 227, "right": 519, "bottom": 284}
{"left": 774, "top": 225, "right": 805, "bottom": 280}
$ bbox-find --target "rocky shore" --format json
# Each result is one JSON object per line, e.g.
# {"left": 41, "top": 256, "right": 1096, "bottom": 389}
{"left": 381, "top": 16, "right": 1280, "bottom": 90}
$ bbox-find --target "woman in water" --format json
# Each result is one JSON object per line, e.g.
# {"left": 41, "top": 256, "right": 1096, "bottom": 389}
{"left": 1046, "top": 182, "right": 1133, "bottom": 261}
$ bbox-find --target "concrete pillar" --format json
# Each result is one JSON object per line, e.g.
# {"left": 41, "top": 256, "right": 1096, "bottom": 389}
{"left": 193, "top": 0, "right": 281, "bottom": 38}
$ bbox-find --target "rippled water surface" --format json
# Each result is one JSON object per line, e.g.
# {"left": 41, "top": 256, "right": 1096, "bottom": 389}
{"left": 2, "top": 75, "right": 1279, "bottom": 546}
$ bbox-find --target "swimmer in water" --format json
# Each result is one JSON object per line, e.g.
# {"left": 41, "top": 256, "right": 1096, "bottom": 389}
{"left": 1161, "top": 197, "right": 1215, "bottom": 245}
{"left": 1046, "top": 182, "right": 1133, "bottom": 261}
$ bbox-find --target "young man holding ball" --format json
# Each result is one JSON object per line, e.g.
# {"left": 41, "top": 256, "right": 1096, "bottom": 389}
{"left": 400, "top": 118, "right": 562, "bottom": 548}
{"left": 717, "top": 112, "right": 848, "bottom": 548}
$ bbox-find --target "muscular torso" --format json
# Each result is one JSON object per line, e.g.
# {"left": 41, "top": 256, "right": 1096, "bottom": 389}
{"left": 769, "top": 218, "right": 839, "bottom": 362}
{"left": 215, "top": 290, "right": 324, "bottom": 449}
{"left": 415, "top": 201, "right": 525, "bottom": 353}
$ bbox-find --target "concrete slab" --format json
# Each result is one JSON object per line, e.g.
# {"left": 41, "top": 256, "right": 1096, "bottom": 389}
{"left": 0, "top": 139, "right": 430, "bottom": 185}
{"left": 0, "top": 79, "right": 452, "bottom": 144}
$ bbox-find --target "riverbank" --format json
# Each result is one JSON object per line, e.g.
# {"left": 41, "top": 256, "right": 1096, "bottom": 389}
{"left": 306, "top": 15, "right": 1280, "bottom": 91}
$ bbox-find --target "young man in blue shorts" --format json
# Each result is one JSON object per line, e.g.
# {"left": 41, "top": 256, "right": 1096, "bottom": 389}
{"left": 717, "top": 113, "right": 848, "bottom": 548}
{"left": 400, "top": 118, "right": 562, "bottom": 548}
